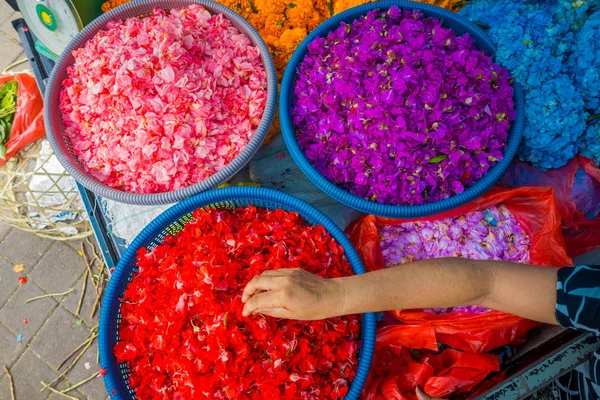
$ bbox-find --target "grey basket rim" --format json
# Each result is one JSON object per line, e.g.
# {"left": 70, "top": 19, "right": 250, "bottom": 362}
{"left": 44, "top": 0, "right": 278, "bottom": 205}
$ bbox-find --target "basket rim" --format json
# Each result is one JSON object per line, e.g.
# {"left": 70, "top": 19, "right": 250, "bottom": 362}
{"left": 44, "top": 0, "right": 278, "bottom": 205}
{"left": 279, "top": 0, "right": 525, "bottom": 219}
{"left": 99, "top": 186, "right": 377, "bottom": 400}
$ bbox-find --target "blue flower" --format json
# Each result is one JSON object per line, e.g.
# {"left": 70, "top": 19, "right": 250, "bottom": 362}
{"left": 580, "top": 121, "right": 600, "bottom": 163}
{"left": 566, "top": 10, "right": 600, "bottom": 113}
{"left": 553, "top": 0, "right": 593, "bottom": 33}
{"left": 460, "top": 0, "right": 593, "bottom": 170}
{"left": 518, "top": 74, "right": 587, "bottom": 170}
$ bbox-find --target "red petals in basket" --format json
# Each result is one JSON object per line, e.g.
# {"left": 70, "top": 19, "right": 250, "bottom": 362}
{"left": 114, "top": 206, "right": 360, "bottom": 399}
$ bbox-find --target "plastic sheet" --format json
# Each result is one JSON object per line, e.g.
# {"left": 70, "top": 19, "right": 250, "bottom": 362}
{"left": 500, "top": 156, "right": 600, "bottom": 225}
{"left": 0, "top": 73, "right": 45, "bottom": 165}
{"left": 500, "top": 156, "right": 600, "bottom": 258}
{"left": 363, "top": 345, "right": 500, "bottom": 400}
{"left": 249, "top": 135, "right": 363, "bottom": 230}
{"left": 348, "top": 186, "right": 572, "bottom": 353}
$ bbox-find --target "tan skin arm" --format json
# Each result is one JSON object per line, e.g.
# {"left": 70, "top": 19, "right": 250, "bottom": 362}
{"left": 241, "top": 257, "right": 560, "bottom": 325}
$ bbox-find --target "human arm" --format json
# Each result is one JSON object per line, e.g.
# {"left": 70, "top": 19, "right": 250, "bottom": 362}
{"left": 241, "top": 257, "right": 560, "bottom": 325}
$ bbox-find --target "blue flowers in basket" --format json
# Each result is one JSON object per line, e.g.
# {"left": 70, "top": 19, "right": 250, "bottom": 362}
{"left": 460, "top": 0, "right": 600, "bottom": 168}
{"left": 567, "top": 10, "right": 600, "bottom": 113}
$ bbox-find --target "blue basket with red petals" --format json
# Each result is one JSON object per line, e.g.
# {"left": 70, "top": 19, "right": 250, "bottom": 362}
{"left": 99, "top": 186, "right": 376, "bottom": 399}
{"left": 280, "top": 0, "right": 524, "bottom": 219}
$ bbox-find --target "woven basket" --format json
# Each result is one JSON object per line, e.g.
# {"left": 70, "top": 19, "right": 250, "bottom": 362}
{"left": 280, "top": 0, "right": 524, "bottom": 218}
{"left": 0, "top": 139, "right": 90, "bottom": 240}
{"left": 98, "top": 186, "right": 376, "bottom": 400}
{"left": 44, "top": 0, "right": 278, "bottom": 205}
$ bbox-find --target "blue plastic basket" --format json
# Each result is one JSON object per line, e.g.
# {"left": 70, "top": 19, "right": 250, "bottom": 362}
{"left": 99, "top": 186, "right": 376, "bottom": 400}
{"left": 44, "top": 0, "right": 278, "bottom": 205}
{"left": 279, "top": 0, "right": 524, "bottom": 219}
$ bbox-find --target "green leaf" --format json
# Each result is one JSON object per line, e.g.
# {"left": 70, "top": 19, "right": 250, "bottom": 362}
{"left": 4, "top": 121, "right": 11, "bottom": 140}
{"left": 587, "top": 113, "right": 600, "bottom": 123}
{"left": 473, "top": 20, "right": 490, "bottom": 30}
{"left": 326, "top": 1, "right": 334, "bottom": 16}
{"left": 0, "top": 81, "right": 17, "bottom": 132}
{"left": 0, "top": 108, "right": 16, "bottom": 121}
{"left": 191, "top": 321, "right": 201, "bottom": 333}
{"left": 74, "top": 318, "right": 84, "bottom": 327}
{"left": 247, "top": 0, "right": 258, "bottom": 13}
{"left": 276, "top": 21, "right": 284, "bottom": 26}
{"left": 0, "top": 118, "right": 12, "bottom": 145}
{"left": 288, "top": 3, "right": 297, "bottom": 7}
{"left": 0, "top": 144, "right": 6, "bottom": 159}
{"left": 0, "top": 119, "right": 7, "bottom": 144}
{"left": 428, "top": 154, "right": 448, "bottom": 164}
{"left": 0, "top": 92, "right": 15, "bottom": 110}
{"left": 0, "top": 81, "right": 17, "bottom": 99}
{"left": 223, "top": 311, "right": 229, "bottom": 328}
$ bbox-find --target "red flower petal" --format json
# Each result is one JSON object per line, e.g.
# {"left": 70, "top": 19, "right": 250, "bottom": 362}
{"left": 114, "top": 206, "right": 360, "bottom": 399}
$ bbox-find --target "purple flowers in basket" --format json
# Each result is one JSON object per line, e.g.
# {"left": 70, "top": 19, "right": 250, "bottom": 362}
{"left": 292, "top": 7, "right": 515, "bottom": 205}
{"left": 379, "top": 205, "right": 531, "bottom": 315}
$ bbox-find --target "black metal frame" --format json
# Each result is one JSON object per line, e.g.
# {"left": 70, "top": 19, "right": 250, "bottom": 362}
{"left": 5, "top": 0, "right": 17, "bottom": 11}
{"left": 11, "top": 17, "right": 123, "bottom": 270}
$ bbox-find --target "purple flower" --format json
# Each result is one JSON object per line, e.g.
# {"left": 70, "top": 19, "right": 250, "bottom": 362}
{"left": 292, "top": 7, "right": 515, "bottom": 205}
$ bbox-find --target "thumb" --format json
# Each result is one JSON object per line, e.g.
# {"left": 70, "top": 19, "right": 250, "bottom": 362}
{"left": 416, "top": 387, "right": 441, "bottom": 400}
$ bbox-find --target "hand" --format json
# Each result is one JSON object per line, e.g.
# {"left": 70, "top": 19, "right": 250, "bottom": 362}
{"left": 241, "top": 268, "right": 345, "bottom": 320}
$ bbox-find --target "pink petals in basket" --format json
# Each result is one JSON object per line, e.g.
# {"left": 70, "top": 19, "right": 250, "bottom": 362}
{"left": 60, "top": 5, "right": 267, "bottom": 193}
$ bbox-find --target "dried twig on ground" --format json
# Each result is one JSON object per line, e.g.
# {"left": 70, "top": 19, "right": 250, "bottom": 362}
{"left": 41, "top": 332, "right": 98, "bottom": 392}
{"left": 81, "top": 242, "right": 99, "bottom": 295}
{"left": 90, "top": 275, "right": 106, "bottom": 319}
{"left": 42, "top": 382, "right": 81, "bottom": 400}
{"left": 57, "top": 333, "right": 95, "bottom": 370}
{"left": 25, "top": 288, "right": 73, "bottom": 304}
{"left": 61, "top": 371, "right": 100, "bottom": 394}
{"left": 76, "top": 270, "right": 89, "bottom": 316}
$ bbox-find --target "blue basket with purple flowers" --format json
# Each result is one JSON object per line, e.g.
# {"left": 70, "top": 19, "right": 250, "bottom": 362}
{"left": 279, "top": 0, "right": 524, "bottom": 218}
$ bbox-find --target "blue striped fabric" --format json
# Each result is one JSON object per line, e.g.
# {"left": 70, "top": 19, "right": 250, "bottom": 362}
{"left": 552, "top": 265, "right": 600, "bottom": 400}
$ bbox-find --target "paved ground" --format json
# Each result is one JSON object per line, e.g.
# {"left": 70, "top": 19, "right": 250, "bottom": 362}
{"left": 0, "top": 226, "right": 108, "bottom": 400}
{"left": 0, "top": 3, "right": 28, "bottom": 74}
{"left": 0, "top": 3, "right": 108, "bottom": 399}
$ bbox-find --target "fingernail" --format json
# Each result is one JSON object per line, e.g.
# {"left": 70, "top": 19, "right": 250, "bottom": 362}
{"left": 416, "top": 387, "right": 429, "bottom": 400}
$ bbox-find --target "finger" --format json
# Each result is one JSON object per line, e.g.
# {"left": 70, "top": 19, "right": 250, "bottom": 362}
{"left": 242, "top": 275, "right": 279, "bottom": 302}
{"left": 416, "top": 387, "right": 438, "bottom": 400}
{"left": 242, "top": 291, "right": 286, "bottom": 316}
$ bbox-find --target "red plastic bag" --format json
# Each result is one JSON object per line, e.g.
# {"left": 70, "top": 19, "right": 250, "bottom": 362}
{"left": 500, "top": 157, "right": 600, "bottom": 258}
{"left": 423, "top": 349, "right": 500, "bottom": 398}
{"left": 563, "top": 217, "right": 600, "bottom": 258}
{"left": 501, "top": 156, "right": 600, "bottom": 225}
{"left": 564, "top": 157, "right": 600, "bottom": 258}
{"left": 347, "top": 186, "right": 572, "bottom": 353}
{"left": 363, "top": 344, "right": 500, "bottom": 400}
{"left": 0, "top": 73, "right": 45, "bottom": 165}
{"left": 377, "top": 325, "right": 439, "bottom": 352}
